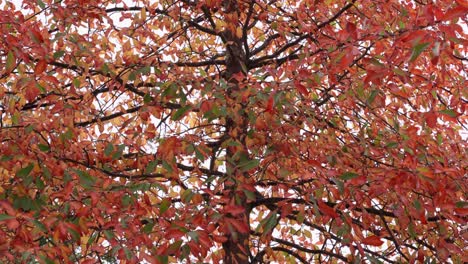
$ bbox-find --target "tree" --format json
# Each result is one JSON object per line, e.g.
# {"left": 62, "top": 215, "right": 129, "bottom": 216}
{"left": 0, "top": 0, "right": 467, "bottom": 262}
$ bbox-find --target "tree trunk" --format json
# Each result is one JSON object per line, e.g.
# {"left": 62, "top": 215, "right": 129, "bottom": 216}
{"left": 221, "top": 1, "right": 251, "bottom": 263}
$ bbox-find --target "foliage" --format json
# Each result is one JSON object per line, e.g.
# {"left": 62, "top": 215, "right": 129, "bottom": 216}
{"left": 0, "top": 0, "right": 467, "bottom": 263}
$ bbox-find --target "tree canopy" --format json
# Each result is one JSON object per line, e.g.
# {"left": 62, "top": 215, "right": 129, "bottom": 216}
{"left": 0, "top": 0, "right": 467, "bottom": 263}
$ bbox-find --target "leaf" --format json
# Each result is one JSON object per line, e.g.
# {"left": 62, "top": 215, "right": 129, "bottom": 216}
{"left": 5, "top": 51, "right": 16, "bottom": 73}
{"left": 187, "top": 231, "right": 199, "bottom": 242}
{"left": 16, "top": 163, "right": 34, "bottom": 178}
{"left": 145, "top": 160, "right": 158, "bottom": 174}
{"left": 385, "top": 142, "right": 398, "bottom": 148}
{"left": 37, "top": 144, "right": 50, "bottom": 152}
{"left": 171, "top": 105, "right": 191, "bottom": 121}
{"left": 0, "top": 214, "right": 15, "bottom": 221}
{"left": 53, "top": 50, "right": 65, "bottom": 59}
{"left": 362, "top": 235, "right": 384, "bottom": 246}
{"left": 224, "top": 205, "right": 245, "bottom": 216}
{"left": 34, "top": 60, "right": 47, "bottom": 74}
{"left": 294, "top": 81, "right": 309, "bottom": 96}
{"left": 74, "top": 169, "right": 96, "bottom": 188}
{"left": 104, "top": 143, "right": 114, "bottom": 156}
{"left": 367, "top": 90, "right": 379, "bottom": 105}
{"left": 340, "top": 172, "right": 359, "bottom": 180}
{"left": 438, "top": 109, "right": 457, "bottom": 118}
{"left": 317, "top": 201, "right": 339, "bottom": 218}
{"left": 181, "top": 189, "right": 194, "bottom": 203}
{"left": 424, "top": 112, "right": 437, "bottom": 128}
{"left": 261, "top": 212, "right": 278, "bottom": 234}
{"left": 159, "top": 199, "right": 171, "bottom": 214}
{"left": 238, "top": 159, "right": 259, "bottom": 172}
{"left": 141, "top": 220, "right": 155, "bottom": 234}
{"left": 409, "top": 42, "right": 430, "bottom": 62}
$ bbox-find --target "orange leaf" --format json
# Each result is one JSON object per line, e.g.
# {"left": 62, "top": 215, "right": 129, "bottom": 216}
{"left": 362, "top": 235, "right": 384, "bottom": 246}
{"left": 455, "top": 0, "right": 468, "bottom": 8}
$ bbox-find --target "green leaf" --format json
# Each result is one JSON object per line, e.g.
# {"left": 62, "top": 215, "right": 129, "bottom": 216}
{"left": 409, "top": 42, "right": 430, "bottom": 62}
{"left": 68, "top": 227, "right": 81, "bottom": 241}
{"left": 0, "top": 214, "right": 15, "bottom": 221}
{"left": 331, "top": 178, "right": 345, "bottom": 194}
{"left": 194, "top": 146, "right": 205, "bottom": 162}
{"left": 143, "top": 93, "right": 152, "bottom": 104}
{"left": 123, "top": 248, "right": 133, "bottom": 259}
{"left": 17, "top": 163, "right": 34, "bottom": 178}
{"left": 112, "top": 144, "right": 125, "bottom": 160}
{"left": 159, "top": 199, "right": 171, "bottom": 214}
{"left": 37, "top": 0, "right": 46, "bottom": 9}
{"left": 367, "top": 89, "right": 379, "bottom": 105}
{"left": 238, "top": 159, "right": 259, "bottom": 172}
{"left": 261, "top": 212, "right": 278, "bottom": 234}
{"left": 53, "top": 50, "right": 65, "bottom": 60}
{"left": 136, "top": 66, "right": 151, "bottom": 74}
{"left": 104, "top": 230, "right": 115, "bottom": 240}
{"left": 181, "top": 189, "right": 194, "bottom": 203}
{"left": 385, "top": 142, "right": 398, "bottom": 148}
{"left": 439, "top": 109, "right": 457, "bottom": 118}
{"left": 121, "top": 195, "right": 133, "bottom": 207}
{"left": 13, "top": 196, "right": 36, "bottom": 211}
{"left": 31, "top": 219, "right": 47, "bottom": 232}
{"left": 340, "top": 172, "right": 359, "bottom": 180}
{"left": 104, "top": 143, "right": 114, "bottom": 157}
{"left": 413, "top": 199, "right": 422, "bottom": 211}
{"left": 162, "top": 160, "right": 173, "bottom": 173}
{"left": 145, "top": 160, "right": 158, "bottom": 174}
{"left": 366, "top": 254, "right": 384, "bottom": 264}
{"left": 171, "top": 105, "right": 191, "bottom": 121}
{"left": 187, "top": 231, "right": 199, "bottom": 242}
{"left": 74, "top": 169, "right": 96, "bottom": 188}
{"left": 141, "top": 220, "right": 155, "bottom": 234}
{"left": 244, "top": 190, "right": 257, "bottom": 201}
{"left": 166, "top": 240, "right": 183, "bottom": 256}
{"left": 38, "top": 144, "right": 50, "bottom": 152}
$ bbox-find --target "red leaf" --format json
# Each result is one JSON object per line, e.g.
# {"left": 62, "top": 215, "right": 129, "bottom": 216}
{"left": 294, "top": 81, "right": 309, "bottom": 96}
{"left": 265, "top": 94, "right": 275, "bottom": 113}
{"left": 317, "top": 201, "right": 339, "bottom": 218}
{"left": 226, "top": 218, "right": 250, "bottom": 233}
{"left": 34, "top": 60, "right": 47, "bottom": 75}
{"left": 454, "top": 207, "right": 468, "bottom": 216}
{"left": 455, "top": 0, "right": 468, "bottom": 8}
{"left": 6, "top": 219, "right": 20, "bottom": 230}
{"left": 424, "top": 112, "right": 437, "bottom": 128}
{"left": 166, "top": 229, "right": 185, "bottom": 240}
{"left": 212, "top": 235, "right": 228, "bottom": 243}
{"left": 224, "top": 205, "right": 245, "bottom": 216}
{"left": 346, "top": 22, "right": 358, "bottom": 40}
{"left": 25, "top": 83, "right": 40, "bottom": 102}
{"left": 442, "top": 6, "right": 468, "bottom": 21}
{"left": 362, "top": 235, "right": 384, "bottom": 246}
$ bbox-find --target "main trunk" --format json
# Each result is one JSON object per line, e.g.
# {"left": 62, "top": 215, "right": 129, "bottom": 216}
{"left": 221, "top": 2, "right": 251, "bottom": 263}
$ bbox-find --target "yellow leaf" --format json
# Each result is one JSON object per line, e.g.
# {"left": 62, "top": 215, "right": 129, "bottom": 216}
{"left": 141, "top": 7, "right": 147, "bottom": 21}
{"left": 236, "top": 27, "right": 243, "bottom": 39}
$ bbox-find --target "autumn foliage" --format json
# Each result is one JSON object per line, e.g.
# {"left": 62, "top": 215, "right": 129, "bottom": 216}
{"left": 0, "top": 0, "right": 467, "bottom": 263}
